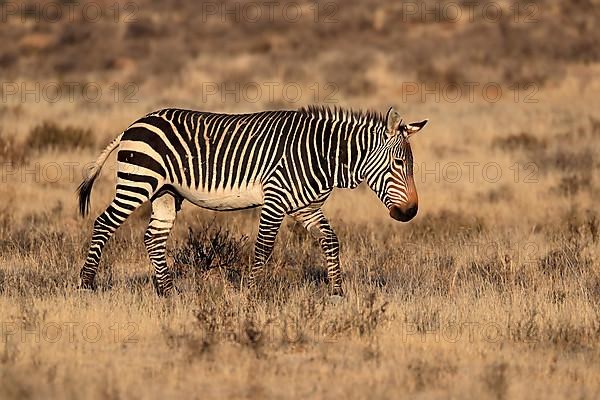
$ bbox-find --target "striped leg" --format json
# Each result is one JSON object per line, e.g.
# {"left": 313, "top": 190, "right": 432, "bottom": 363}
{"left": 291, "top": 207, "right": 342, "bottom": 296}
{"left": 79, "top": 195, "right": 146, "bottom": 290}
{"left": 249, "top": 201, "right": 286, "bottom": 289}
{"left": 144, "top": 192, "right": 180, "bottom": 296}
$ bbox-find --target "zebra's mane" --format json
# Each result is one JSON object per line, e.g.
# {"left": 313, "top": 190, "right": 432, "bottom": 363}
{"left": 298, "top": 105, "right": 385, "bottom": 127}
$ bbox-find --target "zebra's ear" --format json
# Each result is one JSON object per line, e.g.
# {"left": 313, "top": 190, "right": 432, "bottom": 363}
{"left": 386, "top": 107, "right": 403, "bottom": 136}
{"left": 403, "top": 119, "right": 428, "bottom": 138}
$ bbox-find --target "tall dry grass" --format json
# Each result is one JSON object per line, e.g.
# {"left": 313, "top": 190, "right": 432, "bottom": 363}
{"left": 1, "top": 97, "right": 599, "bottom": 398}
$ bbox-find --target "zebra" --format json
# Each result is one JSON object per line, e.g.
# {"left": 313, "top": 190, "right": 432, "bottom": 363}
{"left": 78, "top": 106, "right": 427, "bottom": 296}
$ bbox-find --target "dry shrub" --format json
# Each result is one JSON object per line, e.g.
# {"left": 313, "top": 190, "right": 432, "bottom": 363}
{"left": 164, "top": 299, "right": 276, "bottom": 360}
{"left": 1, "top": 266, "right": 68, "bottom": 298}
{"left": 535, "top": 148, "right": 594, "bottom": 174}
{"left": 508, "top": 308, "right": 539, "bottom": 344}
{"left": 539, "top": 240, "right": 592, "bottom": 278}
{"left": 552, "top": 174, "right": 592, "bottom": 196}
{"left": 162, "top": 299, "right": 267, "bottom": 360}
{"left": 539, "top": 210, "right": 596, "bottom": 277}
{"left": 126, "top": 17, "right": 168, "bottom": 39}
{"left": 0, "top": 135, "right": 27, "bottom": 164}
{"left": 334, "top": 292, "right": 389, "bottom": 338}
{"left": 542, "top": 320, "right": 600, "bottom": 352}
{"left": 590, "top": 116, "right": 600, "bottom": 137}
{"left": 570, "top": 210, "right": 599, "bottom": 243}
{"left": 406, "top": 306, "right": 440, "bottom": 335}
{"left": 286, "top": 292, "right": 388, "bottom": 341}
{"left": 541, "top": 209, "right": 599, "bottom": 243}
{"left": 415, "top": 62, "right": 467, "bottom": 86}
{"left": 0, "top": 51, "right": 18, "bottom": 69}
{"left": 26, "top": 121, "right": 94, "bottom": 151}
{"left": 477, "top": 185, "right": 514, "bottom": 203}
{"left": 161, "top": 324, "right": 211, "bottom": 362}
{"left": 586, "top": 274, "right": 600, "bottom": 305}
{"left": 509, "top": 307, "right": 600, "bottom": 352}
{"left": 482, "top": 362, "right": 509, "bottom": 400}
{"left": 58, "top": 24, "right": 93, "bottom": 47}
{"left": 407, "top": 359, "right": 458, "bottom": 392}
{"left": 492, "top": 132, "right": 546, "bottom": 153}
{"left": 172, "top": 225, "right": 249, "bottom": 280}
{"left": 462, "top": 257, "right": 508, "bottom": 290}
{"left": 369, "top": 249, "right": 456, "bottom": 298}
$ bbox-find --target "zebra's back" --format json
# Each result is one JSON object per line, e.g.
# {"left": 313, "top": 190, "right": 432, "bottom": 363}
{"left": 118, "top": 108, "right": 300, "bottom": 210}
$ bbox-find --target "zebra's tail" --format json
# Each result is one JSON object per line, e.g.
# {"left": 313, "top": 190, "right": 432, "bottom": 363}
{"left": 77, "top": 133, "right": 124, "bottom": 217}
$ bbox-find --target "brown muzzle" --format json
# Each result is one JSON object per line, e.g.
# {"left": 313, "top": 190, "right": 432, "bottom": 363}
{"left": 389, "top": 203, "right": 418, "bottom": 222}
{"left": 388, "top": 174, "right": 419, "bottom": 222}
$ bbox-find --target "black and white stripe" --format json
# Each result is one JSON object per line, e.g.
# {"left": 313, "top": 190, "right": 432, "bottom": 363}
{"left": 78, "top": 106, "right": 427, "bottom": 296}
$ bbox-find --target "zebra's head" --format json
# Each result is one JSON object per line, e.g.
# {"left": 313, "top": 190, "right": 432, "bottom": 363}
{"left": 365, "top": 108, "right": 428, "bottom": 222}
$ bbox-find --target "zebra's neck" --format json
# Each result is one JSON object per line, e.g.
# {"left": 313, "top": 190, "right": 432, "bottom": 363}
{"left": 298, "top": 106, "right": 387, "bottom": 189}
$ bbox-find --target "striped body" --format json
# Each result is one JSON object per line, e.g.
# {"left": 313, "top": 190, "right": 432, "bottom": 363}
{"left": 118, "top": 108, "right": 376, "bottom": 210}
{"left": 78, "top": 106, "right": 428, "bottom": 296}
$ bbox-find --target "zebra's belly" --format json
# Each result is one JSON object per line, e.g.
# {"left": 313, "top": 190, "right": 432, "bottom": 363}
{"left": 174, "top": 183, "right": 265, "bottom": 211}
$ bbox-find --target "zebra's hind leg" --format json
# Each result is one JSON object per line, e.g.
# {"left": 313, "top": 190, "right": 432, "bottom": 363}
{"left": 80, "top": 194, "right": 147, "bottom": 290}
{"left": 291, "top": 207, "right": 343, "bottom": 297}
{"left": 144, "top": 192, "right": 181, "bottom": 296}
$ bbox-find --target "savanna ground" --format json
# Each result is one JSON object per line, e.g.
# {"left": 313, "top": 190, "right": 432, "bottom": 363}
{"left": 1, "top": 0, "right": 600, "bottom": 398}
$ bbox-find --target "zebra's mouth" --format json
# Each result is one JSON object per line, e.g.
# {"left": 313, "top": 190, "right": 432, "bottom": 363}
{"left": 389, "top": 204, "right": 418, "bottom": 222}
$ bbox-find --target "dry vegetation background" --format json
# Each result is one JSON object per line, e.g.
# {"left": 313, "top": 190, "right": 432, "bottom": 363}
{"left": 1, "top": 0, "right": 599, "bottom": 398}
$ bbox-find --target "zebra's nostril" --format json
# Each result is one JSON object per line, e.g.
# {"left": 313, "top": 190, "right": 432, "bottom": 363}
{"left": 389, "top": 204, "right": 418, "bottom": 222}
{"left": 405, "top": 204, "right": 418, "bottom": 219}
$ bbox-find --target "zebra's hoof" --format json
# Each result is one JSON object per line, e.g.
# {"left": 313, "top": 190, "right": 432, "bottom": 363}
{"left": 246, "top": 278, "right": 261, "bottom": 296}
{"left": 154, "top": 285, "right": 173, "bottom": 297}
{"left": 328, "top": 294, "right": 344, "bottom": 304}
{"left": 153, "top": 276, "right": 175, "bottom": 297}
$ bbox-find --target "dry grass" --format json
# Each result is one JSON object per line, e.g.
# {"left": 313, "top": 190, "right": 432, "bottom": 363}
{"left": 1, "top": 0, "right": 600, "bottom": 398}
{"left": 1, "top": 201, "right": 599, "bottom": 399}
{"left": 26, "top": 121, "right": 95, "bottom": 152}
{"left": 1, "top": 116, "right": 599, "bottom": 398}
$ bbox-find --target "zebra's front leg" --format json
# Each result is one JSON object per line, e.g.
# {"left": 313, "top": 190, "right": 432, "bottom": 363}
{"left": 144, "top": 192, "right": 180, "bottom": 296}
{"left": 249, "top": 203, "right": 285, "bottom": 290}
{"left": 291, "top": 208, "right": 343, "bottom": 296}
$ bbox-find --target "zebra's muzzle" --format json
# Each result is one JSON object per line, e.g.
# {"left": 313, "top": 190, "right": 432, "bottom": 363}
{"left": 389, "top": 204, "right": 418, "bottom": 222}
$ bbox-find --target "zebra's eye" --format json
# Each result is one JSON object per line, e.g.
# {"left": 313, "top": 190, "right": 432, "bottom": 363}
{"left": 393, "top": 157, "right": 405, "bottom": 168}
